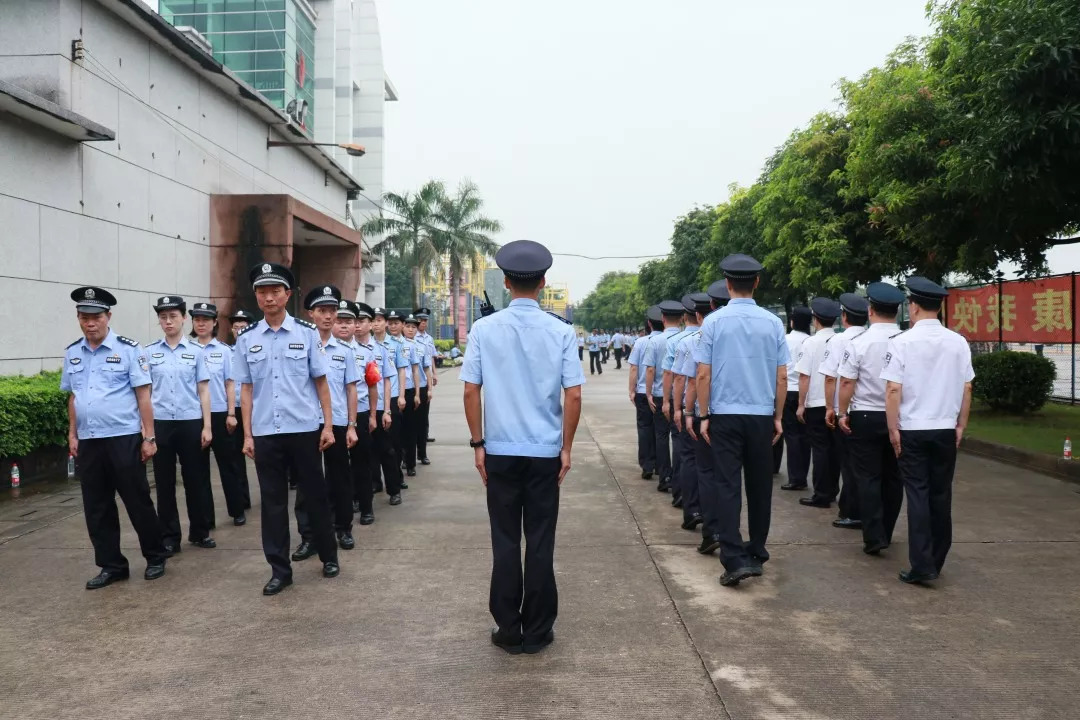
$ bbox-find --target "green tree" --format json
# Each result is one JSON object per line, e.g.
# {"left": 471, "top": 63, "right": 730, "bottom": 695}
{"left": 637, "top": 206, "right": 718, "bottom": 303}
{"left": 431, "top": 180, "right": 503, "bottom": 344}
{"left": 361, "top": 180, "right": 444, "bottom": 307}
{"left": 382, "top": 251, "right": 413, "bottom": 310}
{"left": 576, "top": 272, "right": 646, "bottom": 332}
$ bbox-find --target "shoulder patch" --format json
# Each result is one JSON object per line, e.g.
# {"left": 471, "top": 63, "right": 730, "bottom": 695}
{"left": 546, "top": 311, "right": 572, "bottom": 325}
{"left": 66, "top": 338, "right": 82, "bottom": 349}
{"left": 237, "top": 324, "right": 257, "bottom": 337}
{"left": 116, "top": 335, "right": 139, "bottom": 347}
{"left": 295, "top": 318, "right": 317, "bottom": 330}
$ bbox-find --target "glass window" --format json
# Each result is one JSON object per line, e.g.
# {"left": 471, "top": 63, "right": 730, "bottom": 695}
{"left": 223, "top": 12, "right": 256, "bottom": 32}
{"left": 256, "top": 30, "right": 285, "bottom": 51}
{"left": 256, "top": 50, "right": 285, "bottom": 70}
{"left": 222, "top": 32, "right": 256, "bottom": 52}
{"left": 256, "top": 11, "right": 285, "bottom": 31}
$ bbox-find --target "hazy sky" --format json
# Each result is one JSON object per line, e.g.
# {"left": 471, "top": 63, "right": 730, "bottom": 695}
{"left": 378, "top": 0, "right": 935, "bottom": 301}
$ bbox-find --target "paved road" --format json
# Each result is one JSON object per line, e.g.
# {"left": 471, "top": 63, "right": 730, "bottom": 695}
{"left": 1, "top": 365, "right": 1079, "bottom": 719}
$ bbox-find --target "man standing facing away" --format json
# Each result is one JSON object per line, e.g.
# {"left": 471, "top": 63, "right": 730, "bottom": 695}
{"left": 62, "top": 287, "right": 168, "bottom": 589}
{"left": 415, "top": 309, "right": 437, "bottom": 450}
{"left": 462, "top": 240, "right": 584, "bottom": 655}
{"left": 611, "top": 329, "right": 624, "bottom": 369}
{"left": 586, "top": 328, "right": 603, "bottom": 375}
{"left": 643, "top": 300, "right": 685, "bottom": 493}
{"left": 779, "top": 307, "right": 812, "bottom": 491}
{"left": 369, "top": 307, "right": 405, "bottom": 506}
{"left": 819, "top": 293, "right": 869, "bottom": 529}
{"left": 670, "top": 293, "right": 709, "bottom": 531}
{"left": 233, "top": 263, "right": 340, "bottom": 595}
{"left": 695, "top": 255, "right": 788, "bottom": 587}
{"left": 629, "top": 309, "right": 663, "bottom": 479}
{"left": 661, "top": 297, "right": 697, "bottom": 508}
{"left": 881, "top": 277, "right": 973, "bottom": 585}
{"left": 794, "top": 298, "right": 841, "bottom": 509}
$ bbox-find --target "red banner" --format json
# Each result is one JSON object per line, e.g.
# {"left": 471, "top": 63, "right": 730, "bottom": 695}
{"left": 945, "top": 275, "right": 1074, "bottom": 343}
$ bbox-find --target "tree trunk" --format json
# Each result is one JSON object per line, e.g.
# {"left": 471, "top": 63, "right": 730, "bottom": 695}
{"left": 451, "top": 271, "right": 461, "bottom": 345}
{"left": 410, "top": 266, "right": 420, "bottom": 310}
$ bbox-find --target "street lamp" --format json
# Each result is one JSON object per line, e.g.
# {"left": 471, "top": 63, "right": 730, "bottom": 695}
{"left": 267, "top": 140, "right": 366, "bottom": 157}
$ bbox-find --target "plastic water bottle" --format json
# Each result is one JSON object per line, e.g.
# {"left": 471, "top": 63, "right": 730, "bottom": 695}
{"left": 67, "top": 453, "right": 76, "bottom": 479}
{"left": 1065, "top": 437, "right": 1072, "bottom": 461}
{"left": 10, "top": 463, "right": 20, "bottom": 488}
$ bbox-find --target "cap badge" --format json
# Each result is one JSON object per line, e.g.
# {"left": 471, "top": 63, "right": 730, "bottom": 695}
{"left": 85, "top": 288, "right": 95, "bottom": 299}
{"left": 162, "top": 296, "right": 170, "bottom": 304}
{"left": 324, "top": 286, "right": 332, "bottom": 295}
{"left": 339, "top": 300, "right": 348, "bottom": 308}
{"left": 262, "top": 263, "right": 271, "bottom": 273}
{"left": 200, "top": 303, "right": 207, "bottom": 309}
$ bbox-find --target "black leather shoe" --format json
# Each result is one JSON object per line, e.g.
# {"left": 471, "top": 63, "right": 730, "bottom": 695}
{"left": 163, "top": 543, "right": 181, "bottom": 557}
{"left": 641, "top": 471, "right": 653, "bottom": 480}
{"left": 359, "top": 513, "right": 375, "bottom": 526}
{"left": 698, "top": 535, "right": 721, "bottom": 554}
{"left": 406, "top": 468, "right": 417, "bottom": 477}
{"left": 657, "top": 478, "right": 670, "bottom": 492}
{"left": 291, "top": 541, "right": 317, "bottom": 561}
{"left": 389, "top": 494, "right": 402, "bottom": 506}
{"left": 671, "top": 493, "right": 683, "bottom": 508}
{"left": 233, "top": 513, "right": 246, "bottom": 527}
{"left": 780, "top": 482, "right": 808, "bottom": 491}
{"left": 491, "top": 627, "right": 523, "bottom": 655}
{"left": 190, "top": 537, "right": 217, "bottom": 549}
{"left": 522, "top": 630, "right": 555, "bottom": 654}
{"left": 338, "top": 532, "right": 355, "bottom": 550}
{"left": 832, "top": 517, "right": 862, "bottom": 529}
{"left": 85, "top": 569, "right": 129, "bottom": 590}
{"left": 400, "top": 480, "right": 409, "bottom": 489}
{"left": 799, "top": 497, "right": 831, "bottom": 508}
{"left": 899, "top": 568, "right": 938, "bottom": 584}
{"left": 747, "top": 562, "right": 764, "bottom": 577}
{"left": 719, "top": 565, "right": 756, "bottom": 587}
{"left": 263, "top": 576, "right": 292, "bottom": 595}
{"left": 323, "top": 561, "right": 340, "bottom": 578}
{"left": 419, "top": 457, "right": 431, "bottom": 465}
{"left": 352, "top": 500, "right": 360, "bottom": 513}
{"left": 144, "top": 563, "right": 166, "bottom": 581}
{"left": 681, "top": 514, "right": 704, "bottom": 531}
{"left": 427, "top": 438, "right": 436, "bottom": 443}
{"left": 864, "top": 541, "right": 889, "bottom": 555}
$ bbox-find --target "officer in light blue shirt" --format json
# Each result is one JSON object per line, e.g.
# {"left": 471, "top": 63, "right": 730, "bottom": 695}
{"left": 232, "top": 262, "right": 339, "bottom": 595}
{"left": 370, "top": 307, "right": 405, "bottom": 503}
{"left": 61, "top": 286, "right": 167, "bottom": 589}
{"left": 145, "top": 295, "right": 215, "bottom": 554}
{"left": 628, "top": 307, "right": 663, "bottom": 479}
{"left": 401, "top": 314, "right": 427, "bottom": 476}
{"left": 226, "top": 307, "right": 255, "bottom": 512}
{"left": 348, "top": 301, "right": 381, "bottom": 524}
{"left": 191, "top": 302, "right": 249, "bottom": 528}
{"left": 662, "top": 295, "right": 700, "bottom": 514}
{"left": 414, "top": 307, "right": 437, "bottom": 460}
{"left": 642, "top": 300, "right": 685, "bottom": 490}
{"left": 586, "top": 328, "right": 603, "bottom": 375}
{"left": 693, "top": 254, "right": 789, "bottom": 587}
{"left": 462, "top": 239, "right": 584, "bottom": 655}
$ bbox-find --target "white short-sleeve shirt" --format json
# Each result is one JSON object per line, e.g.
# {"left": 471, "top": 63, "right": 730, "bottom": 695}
{"left": 819, "top": 326, "right": 866, "bottom": 409}
{"left": 839, "top": 322, "right": 901, "bottom": 412}
{"left": 879, "top": 319, "right": 974, "bottom": 430}
{"left": 793, "top": 327, "right": 836, "bottom": 408}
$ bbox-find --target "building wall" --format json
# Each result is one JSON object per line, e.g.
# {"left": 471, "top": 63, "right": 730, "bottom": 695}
{"left": 0, "top": 0, "right": 352, "bottom": 374}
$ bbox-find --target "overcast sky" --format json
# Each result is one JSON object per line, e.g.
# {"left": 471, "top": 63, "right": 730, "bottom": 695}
{"left": 378, "top": 0, "right": 935, "bottom": 301}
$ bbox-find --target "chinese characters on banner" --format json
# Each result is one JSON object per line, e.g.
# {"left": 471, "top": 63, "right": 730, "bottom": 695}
{"left": 946, "top": 275, "right": 1074, "bottom": 343}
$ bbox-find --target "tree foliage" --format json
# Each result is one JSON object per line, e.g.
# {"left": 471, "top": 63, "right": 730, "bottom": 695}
{"left": 575, "top": 272, "right": 646, "bottom": 331}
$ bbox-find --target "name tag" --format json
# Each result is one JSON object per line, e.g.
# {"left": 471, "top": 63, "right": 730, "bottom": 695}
{"left": 210, "top": 352, "right": 223, "bottom": 359}
{"left": 106, "top": 356, "right": 121, "bottom": 364}
{"left": 69, "top": 357, "right": 82, "bottom": 365}
{"left": 332, "top": 354, "right": 346, "bottom": 362}
{"left": 181, "top": 353, "right": 195, "bottom": 360}
{"left": 289, "top": 343, "right": 305, "bottom": 350}
{"left": 151, "top": 352, "right": 165, "bottom": 359}
{"left": 250, "top": 345, "right": 263, "bottom": 353}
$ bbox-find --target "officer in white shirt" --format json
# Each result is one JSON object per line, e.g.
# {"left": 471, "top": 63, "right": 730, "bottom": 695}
{"left": 780, "top": 306, "right": 812, "bottom": 491}
{"left": 795, "top": 298, "right": 841, "bottom": 508}
{"left": 880, "top": 277, "right": 973, "bottom": 585}
{"left": 819, "top": 293, "right": 869, "bottom": 529}
{"left": 838, "top": 283, "right": 906, "bottom": 555}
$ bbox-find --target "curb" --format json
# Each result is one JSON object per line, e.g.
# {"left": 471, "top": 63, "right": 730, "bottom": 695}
{"left": 960, "top": 436, "right": 1080, "bottom": 485}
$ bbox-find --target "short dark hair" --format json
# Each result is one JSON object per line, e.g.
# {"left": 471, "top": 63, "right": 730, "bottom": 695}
{"left": 648, "top": 318, "right": 664, "bottom": 332}
{"left": 727, "top": 276, "right": 756, "bottom": 294}
{"left": 911, "top": 297, "right": 942, "bottom": 312}
{"left": 842, "top": 309, "right": 868, "bottom": 326}
{"left": 869, "top": 301, "right": 899, "bottom": 319}
{"left": 507, "top": 274, "right": 543, "bottom": 292}
{"left": 791, "top": 314, "right": 811, "bottom": 334}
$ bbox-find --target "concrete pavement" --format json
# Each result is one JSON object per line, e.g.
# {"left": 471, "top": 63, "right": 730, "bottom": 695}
{"left": 1, "top": 363, "right": 1079, "bottom": 719}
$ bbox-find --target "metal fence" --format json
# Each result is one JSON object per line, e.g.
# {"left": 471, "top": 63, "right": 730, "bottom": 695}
{"left": 944, "top": 272, "right": 1078, "bottom": 401}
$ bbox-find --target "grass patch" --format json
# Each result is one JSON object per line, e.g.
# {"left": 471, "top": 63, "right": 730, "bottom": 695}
{"left": 965, "top": 401, "right": 1080, "bottom": 457}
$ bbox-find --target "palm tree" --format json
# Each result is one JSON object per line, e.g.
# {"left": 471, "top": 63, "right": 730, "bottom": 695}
{"left": 431, "top": 180, "right": 503, "bottom": 343}
{"left": 360, "top": 180, "right": 445, "bottom": 308}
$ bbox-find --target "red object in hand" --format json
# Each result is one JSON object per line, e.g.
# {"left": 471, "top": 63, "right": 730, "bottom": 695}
{"left": 365, "top": 360, "right": 382, "bottom": 386}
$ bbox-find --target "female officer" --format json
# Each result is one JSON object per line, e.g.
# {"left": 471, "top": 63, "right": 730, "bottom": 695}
{"left": 191, "top": 302, "right": 249, "bottom": 527}
{"left": 228, "top": 309, "right": 254, "bottom": 509}
{"left": 146, "top": 296, "right": 214, "bottom": 555}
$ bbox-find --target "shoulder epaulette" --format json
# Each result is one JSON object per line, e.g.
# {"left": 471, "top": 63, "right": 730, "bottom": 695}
{"left": 296, "top": 318, "right": 317, "bottom": 330}
{"left": 66, "top": 337, "right": 82, "bottom": 349}
{"left": 546, "top": 311, "right": 572, "bottom": 325}
{"left": 237, "top": 324, "right": 257, "bottom": 337}
{"left": 116, "top": 335, "right": 140, "bottom": 347}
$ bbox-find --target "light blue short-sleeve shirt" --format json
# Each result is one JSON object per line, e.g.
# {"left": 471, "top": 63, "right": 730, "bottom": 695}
{"left": 61, "top": 330, "right": 151, "bottom": 440}
{"left": 352, "top": 338, "right": 379, "bottom": 413}
{"left": 693, "top": 298, "right": 789, "bottom": 416}
{"left": 460, "top": 298, "right": 585, "bottom": 457}
{"left": 663, "top": 326, "right": 696, "bottom": 372}
{"left": 322, "top": 335, "right": 360, "bottom": 426}
{"left": 231, "top": 314, "right": 329, "bottom": 436}
{"left": 198, "top": 338, "right": 233, "bottom": 413}
{"left": 642, "top": 327, "right": 679, "bottom": 396}
{"left": 145, "top": 336, "right": 210, "bottom": 421}
{"left": 628, "top": 330, "right": 660, "bottom": 395}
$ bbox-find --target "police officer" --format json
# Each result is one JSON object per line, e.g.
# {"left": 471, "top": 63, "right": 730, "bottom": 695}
{"left": 794, "top": 297, "right": 841, "bottom": 509}
{"left": 386, "top": 310, "right": 417, "bottom": 481}
{"left": 146, "top": 296, "right": 215, "bottom": 554}
{"left": 232, "top": 262, "right": 340, "bottom": 595}
{"left": 671, "top": 293, "right": 709, "bottom": 530}
{"left": 370, "top": 307, "right": 405, "bottom": 505}
{"left": 63, "top": 287, "right": 168, "bottom": 589}
{"left": 227, "top": 308, "right": 255, "bottom": 512}
{"left": 586, "top": 328, "right": 603, "bottom": 375}
{"left": 462, "top": 239, "right": 585, "bottom": 655}
{"left": 292, "top": 286, "right": 360, "bottom": 559}
{"left": 643, "top": 300, "right": 684, "bottom": 492}
{"left": 628, "top": 307, "right": 662, "bottom": 479}
{"left": 837, "top": 283, "right": 905, "bottom": 554}
{"left": 780, "top": 306, "right": 812, "bottom": 491}
{"left": 415, "top": 308, "right": 438, "bottom": 449}
{"left": 349, "top": 301, "right": 381, "bottom": 524}
{"left": 819, "top": 293, "right": 869, "bottom": 528}
{"left": 695, "top": 254, "right": 788, "bottom": 587}
{"left": 661, "top": 296, "right": 697, "bottom": 508}
{"left": 577, "top": 331, "right": 585, "bottom": 362}
{"left": 880, "top": 277, "right": 974, "bottom": 584}
{"left": 400, "top": 313, "right": 425, "bottom": 477}
{"left": 191, "top": 302, "right": 249, "bottom": 527}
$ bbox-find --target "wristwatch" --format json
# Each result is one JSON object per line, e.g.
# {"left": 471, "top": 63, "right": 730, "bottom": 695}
{"left": 348, "top": 421, "right": 357, "bottom": 427}
{"left": 469, "top": 438, "right": 485, "bottom": 448}
{"left": 143, "top": 436, "right": 156, "bottom": 444}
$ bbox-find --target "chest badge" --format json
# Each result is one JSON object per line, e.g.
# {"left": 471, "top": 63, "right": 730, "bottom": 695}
{"left": 288, "top": 343, "right": 305, "bottom": 351}
{"left": 250, "top": 345, "right": 263, "bottom": 353}
{"left": 105, "top": 355, "right": 122, "bottom": 364}
{"left": 69, "top": 357, "right": 82, "bottom": 365}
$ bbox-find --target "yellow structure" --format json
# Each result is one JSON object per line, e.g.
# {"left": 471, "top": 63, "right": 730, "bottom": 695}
{"left": 416, "top": 253, "right": 487, "bottom": 337}
{"left": 540, "top": 283, "right": 569, "bottom": 316}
